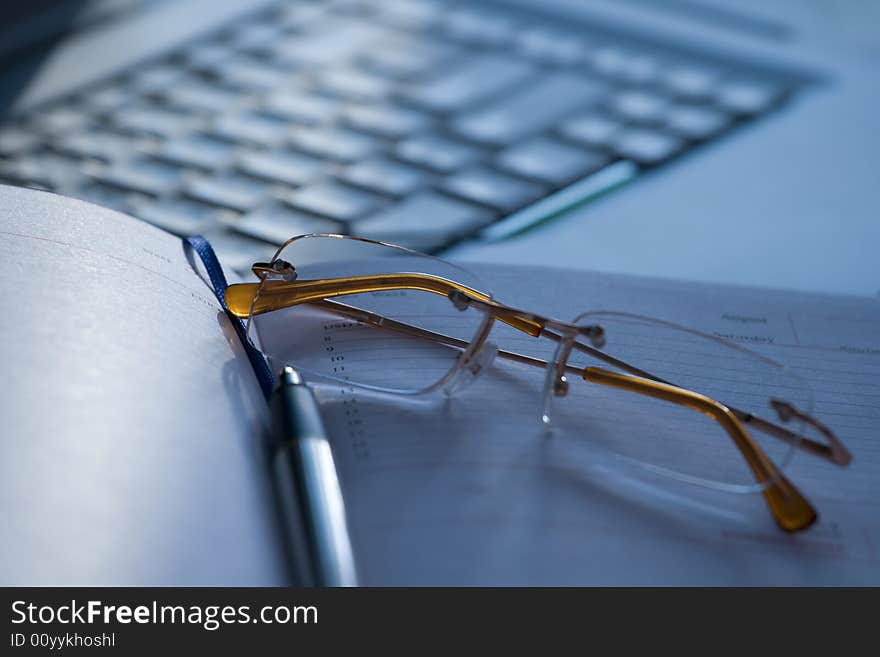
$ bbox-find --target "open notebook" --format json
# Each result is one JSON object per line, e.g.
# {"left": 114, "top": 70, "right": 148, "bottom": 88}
{"left": 2, "top": 186, "right": 878, "bottom": 585}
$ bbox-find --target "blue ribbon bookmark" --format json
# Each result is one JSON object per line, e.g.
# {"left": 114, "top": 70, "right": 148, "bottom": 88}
{"left": 186, "top": 235, "right": 275, "bottom": 399}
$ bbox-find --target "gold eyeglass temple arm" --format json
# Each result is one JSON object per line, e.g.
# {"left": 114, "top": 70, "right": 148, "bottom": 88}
{"left": 581, "top": 367, "right": 817, "bottom": 532}
{"left": 230, "top": 289, "right": 819, "bottom": 530}
{"left": 275, "top": 299, "right": 816, "bottom": 532}
{"left": 225, "top": 275, "right": 545, "bottom": 337}
{"left": 563, "top": 336, "right": 851, "bottom": 467}
{"left": 237, "top": 295, "right": 820, "bottom": 529}
{"left": 226, "top": 277, "right": 848, "bottom": 463}
{"left": 227, "top": 275, "right": 847, "bottom": 468}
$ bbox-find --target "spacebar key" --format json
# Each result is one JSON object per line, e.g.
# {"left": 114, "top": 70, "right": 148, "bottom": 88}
{"left": 398, "top": 55, "right": 535, "bottom": 113}
{"left": 452, "top": 72, "right": 607, "bottom": 145}
{"left": 353, "top": 192, "right": 494, "bottom": 251}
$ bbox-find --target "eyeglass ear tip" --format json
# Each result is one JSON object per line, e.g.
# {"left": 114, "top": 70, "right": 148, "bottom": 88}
{"left": 770, "top": 398, "right": 795, "bottom": 422}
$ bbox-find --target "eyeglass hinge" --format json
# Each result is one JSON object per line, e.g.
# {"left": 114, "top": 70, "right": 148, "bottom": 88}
{"left": 448, "top": 289, "right": 471, "bottom": 311}
{"left": 579, "top": 324, "right": 606, "bottom": 348}
{"left": 252, "top": 259, "right": 297, "bottom": 282}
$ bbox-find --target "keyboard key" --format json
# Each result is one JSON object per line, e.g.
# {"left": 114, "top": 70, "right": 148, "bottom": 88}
{"left": 155, "top": 134, "right": 236, "bottom": 171}
{"left": 397, "top": 54, "right": 535, "bottom": 113}
{"left": 136, "top": 197, "right": 222, "bottom": 235}
{"left": 354, "top": 191, "right": 493, "bottom": 251}
{"left": 340, "top": 158, "right": 429, "bottom": 196}
{"left": 233, "top": 203, "right": 342, "bottom": 244}
{"left": 341, "top": 104, "right": 430, "bottom": 139}
{"left": 516, "top": 29, "right": 586, "bottom": 65}
{"left": 286, "top": 181, "right": 383, "bottom": 222}
{"left": 589, "top": 46, "right": 630, "bottom": 78}
{"left": 183, "top": 174, "right": 268, "bottom": 212}
{"left": 496, "top": 138, "right": 609, "bottom": 186}
{"left": 452, "top": 73, "right": 607, "bottom": 145}
{"left": 185, "top": 43, "right": 231, "bottom": 71}
{"left": 215, "top": 59, "right": 292, "bottom": 92}
{"left": 0, "top": 167, "right": 47, "bottom": 190}
{"left": 290, "top": 126, "right": 379, "bottom": 162}
{"left": 55, "top": 129, "right": 137, "bottom": 161}
{"left": 442, "top": 9, "right": 518, "bottom": 47}
{"left": 211, "top": 112, "right": 290, "bottom": 147}
{"left": 559, "top": 113, "right": 623, "bottom": 148}
{"left": 663, "top": 65, "right": 720, "bottom": 100}
{"left": 612, "top": 128, "right": 683, "bottom": 165}
{"left": 441, "top": 167, "right": 545, "bottom": 213}
{"left": 89, "top": 157, "right": 186, "bottom": 196}
{"left": 0, "top": 152, "right": 82, "bottom": 190}
{"left": 357, "top": 37, "right": 460, "bottom": 79}
{"left": 589, "top": 46, "right": 661, "bottom": 84}
{"left": 201, "top": 229, "right": 277, "bottom": 272}
{"left": 272, "top": 19, "right": 390, "bottom": 66}
{"left": 371, "top": 0, "right": 441, "bottom": 30}
{"left": 716, "top": 79, "right": 784, "bottom": 115}
{"left": 263, "top": 91, "right": 341, "bottom": 125}
{"left": 160, "top": 84, "right": 240, "bottom": 114}
{"left": 614, "top": 52, "right": 661, "bottom": 84}
{"left": 0, "top": 129, "right": 39, "bottom": 156}
{"left": 74, "top": 181, "right": 144, "bottom": 213}
{"left": 35, "top": 108, "right": 89, "bottom": 134}
{"left": 131, "top": 64, "right": 186, "bottom": 93}
{"left": 395, "top": 135, "right": 481, "bottom": 173}
{"left": 664, "top": 104, "right": 731, "bottom": 140}
{"left": 237, "top": 149, "right": 323, "bottom": 186}
{"left": 275, "top": 2, "right": 328, "bottom": 30}
{"left": 112, "top": 104, "right": 192, "bottom": 138}
{"left": 231, "top": 24, "right": 287, "bottom": 53}
{"left": 611, "top": 90, "right": 671, "bottom": 124}
{"left": 319, "top": 68, "right": 391, "bottom": 101}
{"left": 88, "top": 86, "right": 132, "bottom": 113}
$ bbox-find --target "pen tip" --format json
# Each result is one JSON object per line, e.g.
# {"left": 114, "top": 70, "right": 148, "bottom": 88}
{"left": 279, "top": 366, "right": 304, "bottom": 385}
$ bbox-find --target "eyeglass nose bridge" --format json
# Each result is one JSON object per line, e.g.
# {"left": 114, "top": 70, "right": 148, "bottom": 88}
{"left": 252, "top": 259, "right": 297, "bottom": 282}
{"left": 443, "top": 340, "right": 498, "bottom": 396}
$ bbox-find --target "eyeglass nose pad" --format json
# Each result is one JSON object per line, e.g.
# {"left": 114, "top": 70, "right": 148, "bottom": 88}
{"left": 541, "top": 336, "right": 576, "bottom": 430}
{"left": 444, "top": 341, "right": 498, "bottom": 396}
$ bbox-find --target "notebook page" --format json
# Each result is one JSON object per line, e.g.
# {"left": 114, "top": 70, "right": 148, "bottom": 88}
{"left": 298, "top": 263, "right": 879, "bottom": 585}
{"left": 0, "top": 187, "right": 287, "bottom": 584}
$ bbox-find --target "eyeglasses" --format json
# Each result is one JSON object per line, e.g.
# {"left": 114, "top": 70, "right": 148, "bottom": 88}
{"left": 225, "top": 234, "right": 851, "bottom": 533}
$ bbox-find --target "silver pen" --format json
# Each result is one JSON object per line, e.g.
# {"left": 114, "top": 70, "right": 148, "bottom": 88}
{"left": 270, "top": 366, "right": 358, "bottom": 587}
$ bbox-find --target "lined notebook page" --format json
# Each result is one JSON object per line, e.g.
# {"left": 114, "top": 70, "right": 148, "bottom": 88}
{"left": 303, "top": 264, "right": 880, "bottom": 585}
{"left": 0, "top": 187, "right": 286, "bottom": 584}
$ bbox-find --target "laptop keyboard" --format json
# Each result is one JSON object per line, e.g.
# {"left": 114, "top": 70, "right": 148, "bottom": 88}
{"left": 0, "top": 0, "right": 800, "bottom": 271}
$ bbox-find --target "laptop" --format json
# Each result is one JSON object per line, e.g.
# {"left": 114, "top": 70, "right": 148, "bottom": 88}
{"left": 1, "top": 0, "right": 876, "bottom": 295}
